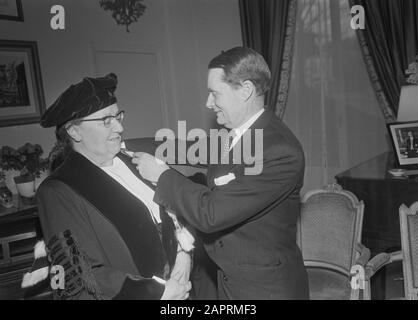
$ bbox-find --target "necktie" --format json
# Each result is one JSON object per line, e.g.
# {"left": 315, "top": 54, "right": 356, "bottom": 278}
{"left": 221, "top": 130, "right": 236, "bottom": 159}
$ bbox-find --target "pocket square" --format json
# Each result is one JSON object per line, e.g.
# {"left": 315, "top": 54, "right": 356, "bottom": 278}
{"left": 214, "top": 173, "right": 236, "bottom": 186}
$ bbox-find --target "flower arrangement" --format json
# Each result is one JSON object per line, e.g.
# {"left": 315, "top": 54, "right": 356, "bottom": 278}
{"left": 405, "top": 55, "right": 418, "bottom": 85}
{"left": 0, "top": 143, "right": 49, "bottom": 182}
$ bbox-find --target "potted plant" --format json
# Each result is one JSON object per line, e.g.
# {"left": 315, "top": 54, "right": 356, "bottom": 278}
{"left": 0, "top": 143, "right": 48, "bottom": 198}
{"left": 0, "top": 146, "right": 21, "bottom": 194}
{"left": 0, "top": 169, "right": 13, "bottom": 208}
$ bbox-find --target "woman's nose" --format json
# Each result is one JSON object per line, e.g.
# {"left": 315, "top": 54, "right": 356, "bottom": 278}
{"left": 112, "top": 118, "right": 124, "bottom": 133}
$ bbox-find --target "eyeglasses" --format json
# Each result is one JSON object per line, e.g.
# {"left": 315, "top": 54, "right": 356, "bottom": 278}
{"left": 80, "top": 110, "right": 125, "bottom": 128}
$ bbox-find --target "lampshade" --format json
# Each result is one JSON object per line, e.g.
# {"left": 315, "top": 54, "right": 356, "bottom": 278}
{"left": 397, "top": 85, "right": 418, "bottom": 121}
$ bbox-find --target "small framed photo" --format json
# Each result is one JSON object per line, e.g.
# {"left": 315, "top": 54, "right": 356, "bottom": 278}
{"left": 387, "top": 121, "right": 418, "bottom": 167}
{"left": 0, "top": 40, "right": 45, "bottom": 127}
{"left": 0, "top": 0, "right": 24, "bottom": 21}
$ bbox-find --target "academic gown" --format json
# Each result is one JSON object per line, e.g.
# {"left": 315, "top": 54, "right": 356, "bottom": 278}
{"left": 36, "top": 151, "right": 177, "bottom": 300}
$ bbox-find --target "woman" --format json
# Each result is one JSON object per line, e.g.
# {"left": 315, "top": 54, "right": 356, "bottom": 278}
{"left": 27, "top": 73, "right": 193, "bottom": 300}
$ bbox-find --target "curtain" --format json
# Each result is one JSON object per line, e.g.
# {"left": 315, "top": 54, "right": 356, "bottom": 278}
{"left": 284, "top": 0, "right": 388, "bottom": 193}
{"left": 349, "top": 0, "right": 418, "bottom": 121}
{"left": 239, "top": 0, "right": 298, "bottom": 118}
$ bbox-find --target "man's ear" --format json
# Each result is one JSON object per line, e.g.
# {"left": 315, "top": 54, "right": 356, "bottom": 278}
{"left": 66, "top": 125, "right": 82, "bottom": 143}
{"left": 240, "top": 80, "right": 255, "bottom": 102}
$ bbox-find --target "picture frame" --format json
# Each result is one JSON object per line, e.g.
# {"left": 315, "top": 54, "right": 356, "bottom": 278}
{"left": 387, "top": 121, "right": 418, "bottom": 168}
{"left": 0, "top": 40, "right": 45, "bottom": 127}
{"left": 0, "top": 0, "right": 24, "bottom": 21}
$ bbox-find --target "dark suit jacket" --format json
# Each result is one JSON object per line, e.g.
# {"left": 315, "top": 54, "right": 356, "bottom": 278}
{"left": 126, "top": 108, "right": 309, "bottom": 299}
{"left": 406, "top": 136, "right": 418, "bottom": 157}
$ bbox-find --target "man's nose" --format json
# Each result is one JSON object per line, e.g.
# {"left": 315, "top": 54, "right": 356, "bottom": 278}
{"left": 206, "top": 93, "right": 214, "bottom": 109}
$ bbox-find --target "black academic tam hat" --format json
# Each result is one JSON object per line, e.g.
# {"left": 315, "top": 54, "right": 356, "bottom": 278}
{"left": 40, "top": 73, "right": 118, "bottom": 128}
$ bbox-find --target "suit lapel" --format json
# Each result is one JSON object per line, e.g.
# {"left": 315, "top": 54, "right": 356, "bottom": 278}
{"left": 209, "top": 108, "right": 273, "bottom": 188}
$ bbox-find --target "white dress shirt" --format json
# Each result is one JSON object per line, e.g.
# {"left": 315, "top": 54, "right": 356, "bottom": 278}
{"left": 230, "top": 108, "right": 265, "bottom": 150}
{"left": 101, "top": 157, "right": 161, "bottom": 223}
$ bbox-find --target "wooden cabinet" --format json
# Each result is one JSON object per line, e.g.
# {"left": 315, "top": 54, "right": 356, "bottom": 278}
{"left": 0, "top": 196, "right": 42, "bottom": 300}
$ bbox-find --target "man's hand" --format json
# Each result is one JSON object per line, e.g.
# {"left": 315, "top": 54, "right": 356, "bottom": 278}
{"left": 132, "top": 152, "right": 169, "bottom": 184}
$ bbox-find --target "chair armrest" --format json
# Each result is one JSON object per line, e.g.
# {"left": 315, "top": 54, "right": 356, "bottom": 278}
{"left": 354, "top": 243, "right": 371, "bottom": 267}
{"left": 349, "top": 244, "right": 371, "bottom": 300}
{"left": 364, "top": 250, "right": 402, "bottom": 278}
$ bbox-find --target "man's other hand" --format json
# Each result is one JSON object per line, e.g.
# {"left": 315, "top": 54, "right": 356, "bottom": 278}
{"left": 132, "top": 152, "right": 169, "bottom": 184}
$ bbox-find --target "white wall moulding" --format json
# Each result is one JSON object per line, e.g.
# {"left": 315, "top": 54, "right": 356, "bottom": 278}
{"left": 93, "top": 48, "right": 168, "bottom": 138}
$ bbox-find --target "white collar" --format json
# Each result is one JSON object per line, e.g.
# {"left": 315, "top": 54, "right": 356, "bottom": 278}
{"left": 230, "top": 108, "right": 264, "bottom": 149}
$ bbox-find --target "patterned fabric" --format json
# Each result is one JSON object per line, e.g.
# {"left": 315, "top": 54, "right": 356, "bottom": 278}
{"left": 307, "top": 268, "right": 352, "bottom": 300}
{"left": 407, "top": 215, "right": 418, "bottom": 288}
{"left": 221, "top": 132, "right": 235, "bottom": 160}
{"left": 48, "top": 229, "right": 103, "bottom": 300}
{"left": 275, "top": 0, "right": 298, "bottom": 119}
{"left": 240, "top": 0, "right": 298, "bottom": 119}
{"left": 300, "top": 193, "right": 357, "bottom": 272}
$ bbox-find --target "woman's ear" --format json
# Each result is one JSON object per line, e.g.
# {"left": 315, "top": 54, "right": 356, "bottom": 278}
{"left": 240, "top": 80, "right": 255, "bottom": 102}
{"left": 66, "top": 125, "right": 82, "bottom": 143}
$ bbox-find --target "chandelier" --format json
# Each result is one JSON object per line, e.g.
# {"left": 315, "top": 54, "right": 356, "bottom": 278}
{"left": 99, "top": 0, "right": 146, "bottom": 33}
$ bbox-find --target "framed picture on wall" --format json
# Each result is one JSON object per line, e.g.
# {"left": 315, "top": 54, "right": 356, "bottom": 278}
{"left": 0, "top": 40, "right": 45, "bottom": 127}
{"left": 0, "top": 0, "right": 24, "bottom": 21}
{"left": 387, "top": 121, "right": 418, "bottom": 168}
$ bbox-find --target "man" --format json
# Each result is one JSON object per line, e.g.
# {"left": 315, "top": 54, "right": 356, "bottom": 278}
{"left": 406, "top": 131, "right": 418, "bottom": 158}
{"left": 130, "top": 47, "right": 309, "bottom": 299}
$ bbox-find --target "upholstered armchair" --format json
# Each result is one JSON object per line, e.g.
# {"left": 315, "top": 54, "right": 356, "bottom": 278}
{"left": 297, "top": 183, "right": 371, "bottom": 300}
{"left": 362, "top": 202, "right": 418, "bottom": 300}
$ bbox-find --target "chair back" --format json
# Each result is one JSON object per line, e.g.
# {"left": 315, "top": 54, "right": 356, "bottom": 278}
{"left": 399, "top": 202, "right": 418, "bottom": 300}
{"left": 298, "top": 183, "right": 364, "bottom": 276}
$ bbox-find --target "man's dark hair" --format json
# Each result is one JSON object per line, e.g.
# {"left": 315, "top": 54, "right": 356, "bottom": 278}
{"left": 208, "top": 47, "right": 271, "bottom": 96}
